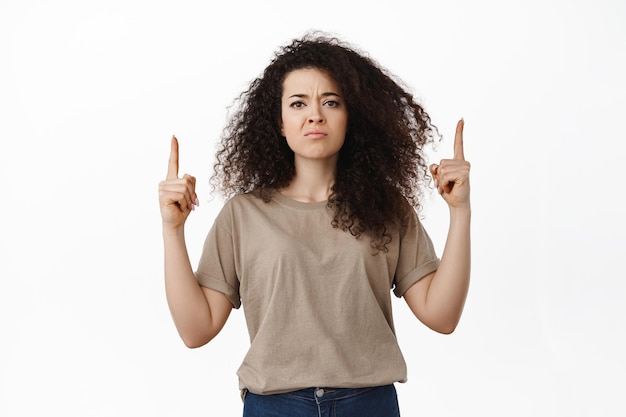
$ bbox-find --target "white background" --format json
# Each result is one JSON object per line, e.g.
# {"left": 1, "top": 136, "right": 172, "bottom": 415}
{"left": 1, "top": 0, "right": 625, "bottom": 415}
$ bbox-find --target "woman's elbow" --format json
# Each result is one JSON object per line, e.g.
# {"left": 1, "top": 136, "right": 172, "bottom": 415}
{"left": 183, "top": 338, "right": 206, "bottom": 349}
{"left": 424, "top": 316, "right": 460, "bottom": 335}
{"left": 180, "top": 330, "right": 215, "bottom": 349}
{"left": 433, "top": 323, "right": 458, "bottom": 335}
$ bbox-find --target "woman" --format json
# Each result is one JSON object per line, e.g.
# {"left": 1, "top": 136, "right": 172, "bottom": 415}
{"left": 158, "top": 32, "right": 471, "bottom": 416}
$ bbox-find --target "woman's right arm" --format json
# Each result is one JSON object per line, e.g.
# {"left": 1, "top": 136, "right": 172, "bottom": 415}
{"left": 159, "top": 136, "right": 232, "bottom": 348}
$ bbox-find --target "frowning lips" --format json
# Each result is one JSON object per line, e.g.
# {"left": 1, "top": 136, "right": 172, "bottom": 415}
{"left": 304, "top": 129, "right": 327, "bottom": 137}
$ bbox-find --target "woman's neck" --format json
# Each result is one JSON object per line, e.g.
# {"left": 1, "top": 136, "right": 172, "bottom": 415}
{"left": 280, "top": 158, "right": 336, "bottom": 203}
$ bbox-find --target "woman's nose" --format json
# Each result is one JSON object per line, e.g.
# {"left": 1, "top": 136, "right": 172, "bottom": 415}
{"left": 308, "top": 104, "right": 324, "bottom": 123}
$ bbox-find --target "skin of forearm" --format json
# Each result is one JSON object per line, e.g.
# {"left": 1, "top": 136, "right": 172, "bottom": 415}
{"left": 163, "top": 226, "right": 214, "bottom": 348}
{"left": 424, "top": 206, "right": 471, "bottom": 333}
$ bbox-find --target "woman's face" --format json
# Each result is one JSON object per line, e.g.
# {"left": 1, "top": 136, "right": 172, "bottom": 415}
{"left": 280, "top": 68, "right": 348, "bottom": 165}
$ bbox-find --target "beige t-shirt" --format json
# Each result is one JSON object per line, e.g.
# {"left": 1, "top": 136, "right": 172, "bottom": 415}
{"left": 195, "top": 192, "right": 439, "bottom": 395}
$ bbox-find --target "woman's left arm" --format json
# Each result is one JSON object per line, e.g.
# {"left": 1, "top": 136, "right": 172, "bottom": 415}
{"left": 403, "top": 119, "right": 471, "bottom": 334}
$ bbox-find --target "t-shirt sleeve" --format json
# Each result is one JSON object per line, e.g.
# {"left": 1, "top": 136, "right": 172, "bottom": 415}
{"left": 393, "top": 209, "right": 440, "bottom": 298}
{"left": 195, "top": 204, "right": 241, "bottom": 309}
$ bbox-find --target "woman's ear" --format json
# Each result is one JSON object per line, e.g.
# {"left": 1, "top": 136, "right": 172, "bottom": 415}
{"left": 279, "top": 120, "right": 285, "bottom": 137}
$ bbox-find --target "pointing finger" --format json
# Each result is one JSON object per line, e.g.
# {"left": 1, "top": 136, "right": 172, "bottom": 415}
{"left": 167, "top": 136, "right": 179, "bottom": 180}
{"left": 454, "top": 118, "right": 465, "bottom": 160}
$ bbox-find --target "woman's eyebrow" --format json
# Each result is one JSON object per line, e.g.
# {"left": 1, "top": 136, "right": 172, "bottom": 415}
{"left": 287, "top": 92, "right": 341, "bottom": 99}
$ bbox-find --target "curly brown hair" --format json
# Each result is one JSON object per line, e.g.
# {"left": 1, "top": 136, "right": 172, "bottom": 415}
{"left": 211, "top": 32, "right": 440, "bottom": 251}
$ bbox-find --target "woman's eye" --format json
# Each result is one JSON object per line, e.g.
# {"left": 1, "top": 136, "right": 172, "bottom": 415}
{"left": 290, "top": 101, "right": 305, "bottom": 108}
{"left": 324, "top": 100, "right": 340, "bottom": 107}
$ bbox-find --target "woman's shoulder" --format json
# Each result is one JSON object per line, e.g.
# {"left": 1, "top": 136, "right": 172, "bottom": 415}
{"left": 395, "top": 194, "right": 425, "bottom": 230}
{"left": 386, "top": 190, "right": 416, "bottom": 221}
{"left": 219, "top": 190, "right": 272, "bottom": 213}
{"left": 210, "top": 192, "right": 265, "bottom": 227}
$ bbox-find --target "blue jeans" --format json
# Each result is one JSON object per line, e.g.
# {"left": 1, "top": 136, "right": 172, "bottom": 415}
{"left": 242, "top": 384, "right": 401, "bottom": 417}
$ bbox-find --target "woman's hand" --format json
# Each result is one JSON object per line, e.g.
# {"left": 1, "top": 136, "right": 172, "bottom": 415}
{"left": 158, "top": 136, "right": 198, "bottom": 230}
{"left": 430, "top": 119, "right": 471, "bottom": 210}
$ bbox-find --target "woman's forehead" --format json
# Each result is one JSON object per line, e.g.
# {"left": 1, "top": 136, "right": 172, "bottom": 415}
{"left": 282, "top": 68, "right": 341, "bottom": 95}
